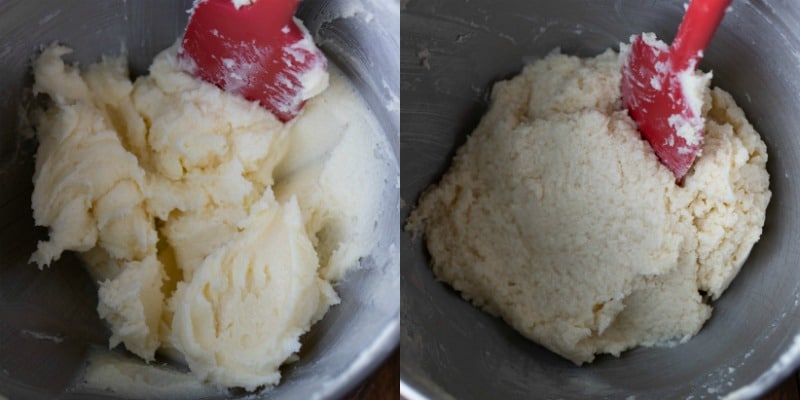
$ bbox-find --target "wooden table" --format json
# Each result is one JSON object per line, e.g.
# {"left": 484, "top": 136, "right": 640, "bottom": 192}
{"left": 342, "top": 348, "right": 399, "bottom": 400}
{"left": 763, "top": 371, "right": 800, "bottom": 400}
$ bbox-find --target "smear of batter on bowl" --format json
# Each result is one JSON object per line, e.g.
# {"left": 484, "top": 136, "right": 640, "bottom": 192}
{"left": 407, "top": 36, "right": 771, "bottom": 365}
{"left": 28, "top": 41, "right": 389, "bottom": 390}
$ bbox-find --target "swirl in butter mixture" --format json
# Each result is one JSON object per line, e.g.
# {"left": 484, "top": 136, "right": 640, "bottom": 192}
{"left": 29, "top": 44, "right": 386, "bottom": 390}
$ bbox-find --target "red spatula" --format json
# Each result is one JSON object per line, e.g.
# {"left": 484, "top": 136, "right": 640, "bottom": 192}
{"left": 621, "top": 0, "right": 731, "bottom": 180}
{"left": 179, "top": 0, "right": 328, "bottom": 122}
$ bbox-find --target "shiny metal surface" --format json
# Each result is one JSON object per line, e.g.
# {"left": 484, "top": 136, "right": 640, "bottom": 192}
{"left": 401, "top": 0, "right": 800, "bottom": 398}
{"left": 0, "top": 0, "right": 399, "bottom": 399}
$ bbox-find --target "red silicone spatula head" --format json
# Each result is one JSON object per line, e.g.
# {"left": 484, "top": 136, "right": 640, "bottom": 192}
{"left": 621, "top": 0, "right": 731, "bottom": 180}
{"left": 179, "top": 0, "right": 328, "bottom": 122}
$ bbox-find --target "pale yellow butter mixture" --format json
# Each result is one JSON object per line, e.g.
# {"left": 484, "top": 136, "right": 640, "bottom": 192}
{"left": 30, "top": 44, "right": 386, "bottom": 389}
{"left": 407, "top": 48, "right": 770, "bottom": 364}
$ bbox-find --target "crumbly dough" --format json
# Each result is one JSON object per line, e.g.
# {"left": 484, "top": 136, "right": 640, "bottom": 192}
{"left": 407, "top": 49, "right": 770, "bottom": 364}
{"left": 30, "top": 44, "right": 385, "bottom": 389}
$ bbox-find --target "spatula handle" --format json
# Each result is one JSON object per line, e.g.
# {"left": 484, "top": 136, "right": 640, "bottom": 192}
{"left": 670, "top": 0, "right": 732, "bottom": 70}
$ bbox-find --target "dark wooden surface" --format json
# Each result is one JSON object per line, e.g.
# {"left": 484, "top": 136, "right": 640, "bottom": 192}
{"left": 342, "top": 348, "right": 399, "bottom": 400}
{"left": 763, "top": 371, "right": 800, "bottom": 400}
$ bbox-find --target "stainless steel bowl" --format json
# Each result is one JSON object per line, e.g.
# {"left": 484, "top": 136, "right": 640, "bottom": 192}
{"left": 0, "top": 1, "right": 399, "bottom": 399}
{"left": 401, "top": 0, "right": 800, "bottom": 398}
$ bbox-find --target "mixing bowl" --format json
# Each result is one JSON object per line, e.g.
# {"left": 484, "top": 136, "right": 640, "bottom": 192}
{"left": 401, "top": 0, "right": 800, "bottom": 398}
{"left": 0, "top": 0, "right": 399, "bottom": 399}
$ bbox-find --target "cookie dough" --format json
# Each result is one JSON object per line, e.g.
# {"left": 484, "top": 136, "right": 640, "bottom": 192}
{"left": 30, "top": 44, "right": 386, "bottom": 389}
{"left": 407, "top": 45, "right": 770, "bottom": 364}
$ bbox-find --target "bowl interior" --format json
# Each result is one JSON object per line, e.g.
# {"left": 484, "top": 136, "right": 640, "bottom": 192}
{"left": 400, "top": 0, "right": 800, "bottom": 398}
{"left": 0, "top": 0, "right": 400, "bottom": 399}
